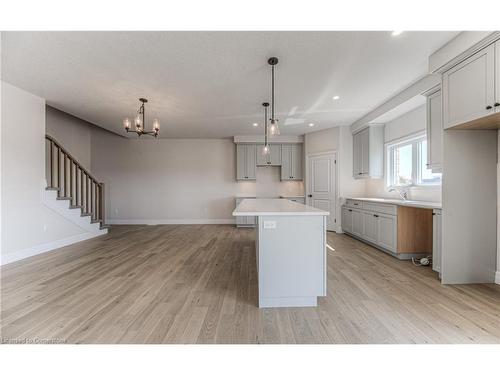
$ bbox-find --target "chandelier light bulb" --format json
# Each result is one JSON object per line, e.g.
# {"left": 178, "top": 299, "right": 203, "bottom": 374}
{"left": 135, "top": 114, "right": 142, "bottom": 127}
{"left": 153, "top": 119, "right": 160, "bottom": 131}
{"left": 263, "top": 144, "right": 270, "bottom": 155}
{"left": 123, "top": 118, "right": 131, "bottom": 130}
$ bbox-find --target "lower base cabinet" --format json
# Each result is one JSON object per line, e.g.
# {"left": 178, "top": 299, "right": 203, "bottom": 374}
{"left": 342, "top": 199, "right": 432, "bottom": 258}
{"left": 341, "top": 201, "right": 397, "bottom": 256}
{"left": 377, "top": 214, "right": 397, "bottom": 253}
{"left": 432, "top": 209, "right": 442, "bottom": 275}
{"left": 235, "top": 198, "right": 256, "bottom": 227}
{"left": 363, "top": 211, "right": 378, "bottom": 244}
{"left": 351, "top": 209, "right": 364, "bottom": 238}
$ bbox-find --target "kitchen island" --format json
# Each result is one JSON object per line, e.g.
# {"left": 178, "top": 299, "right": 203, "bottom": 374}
{"left": 233, "top": 198, "right": 329, "bottom": 308}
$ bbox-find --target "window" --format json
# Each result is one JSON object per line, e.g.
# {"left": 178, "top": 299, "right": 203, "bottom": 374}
{"left": 387, "top": 134, "right": 441, "bottom": 187}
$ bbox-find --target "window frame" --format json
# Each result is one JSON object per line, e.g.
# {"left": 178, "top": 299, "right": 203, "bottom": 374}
{"left": 386, "top": 132, "right": 441, "bottom": 189}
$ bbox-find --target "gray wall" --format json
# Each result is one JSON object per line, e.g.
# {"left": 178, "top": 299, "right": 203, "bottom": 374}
{"left": 45, "top": 106, "right": 95, "bottom": 170}
{"left": 90, "top": 127, "right": 303, "bottom": 224}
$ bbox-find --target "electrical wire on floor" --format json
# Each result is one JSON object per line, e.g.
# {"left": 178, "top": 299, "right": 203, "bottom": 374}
{"left": 412, "top": 255, "right": 432, "bottom": 266}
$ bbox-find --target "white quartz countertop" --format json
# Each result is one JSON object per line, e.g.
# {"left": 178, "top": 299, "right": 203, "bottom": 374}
{"left": 233, "top": 198, "right": 329, "bottom": 216}
{"left": 346, "top": 197, "right": 442, "bottom": 210}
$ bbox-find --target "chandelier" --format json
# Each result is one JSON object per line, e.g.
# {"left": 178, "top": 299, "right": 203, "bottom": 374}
{"left": 123, "top": 98, "right": 160, "bottom": 137}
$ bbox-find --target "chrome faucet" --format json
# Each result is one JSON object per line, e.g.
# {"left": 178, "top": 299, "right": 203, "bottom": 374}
{"left": 388, "top": 187, "right": 408, "bottom": 201}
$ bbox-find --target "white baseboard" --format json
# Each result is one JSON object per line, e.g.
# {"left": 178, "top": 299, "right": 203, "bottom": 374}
{"left": 495, "top": 271, "right": 500, "bottom": 285}
{"left": 106, "top": 218, "right": 236, "bottom": 225}
{"left": 1, "top": 230, "right": 107, "bottom": 266}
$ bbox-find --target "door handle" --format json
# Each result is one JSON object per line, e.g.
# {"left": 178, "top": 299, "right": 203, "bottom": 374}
{"left": 495, "top": 103, "right": 500, "bottom": 107}
{"left": 308, "top": 194, "right": 312, "bottom": 197}
{"left": 374, "top": 214, "right": 379, "bottom": 217}
{"left": 486, "top": 105, "right": 493, "bottom": 110}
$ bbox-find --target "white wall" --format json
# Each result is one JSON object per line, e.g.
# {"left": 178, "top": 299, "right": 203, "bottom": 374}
{"left": 364, "top": 104, "right": 442, "bottom": 203}
{"left": 1, "top": 82, "right": 91, "bottom": 264}
{"left": 46, "top": 106, "right": 94, "bottom": 170}
{"left": 90, "top": 127, "right": 303, "bottom": 224}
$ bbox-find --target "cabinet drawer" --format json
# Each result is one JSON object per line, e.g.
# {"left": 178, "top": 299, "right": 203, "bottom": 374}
{"left": 345, "top": 199, "right": 362, "bottom": 209}
{"left": 362, "top": 202, "right": 397, "bottom": 216}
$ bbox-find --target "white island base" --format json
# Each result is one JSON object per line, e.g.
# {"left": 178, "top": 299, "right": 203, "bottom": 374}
{"left": 233, "top": 199, "right": 329, "bottom": 308}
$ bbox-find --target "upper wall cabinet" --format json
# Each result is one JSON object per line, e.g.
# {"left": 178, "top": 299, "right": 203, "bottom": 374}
{"left": 425, "top": 88, "right": 443, "bottom": 172}
{"left": 352, "top": 125, "right": 384, "bottom": 179}
{"left": 256, "top": 144, "right": 282, "bottom": 166}
{"left": 442, "top": 41, "right": 500, "bottom": 129}
{"left": 236, "top": 144, "right": 256, "bottom": 180}
{"left": 281, "top": 144, "right": 303, "bottom": 180}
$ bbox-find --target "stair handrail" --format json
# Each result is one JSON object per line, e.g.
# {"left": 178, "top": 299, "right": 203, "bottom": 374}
{"left": 45, "top": 134, "right": 105, "bottom": 226}
{"left": 45, "top": 134, "right": 101, "bottom": 185}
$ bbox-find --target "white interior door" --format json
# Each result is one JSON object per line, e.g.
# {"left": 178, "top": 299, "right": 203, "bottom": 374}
{"left": 307, "top": 153, "right": 336, "bottom": 231}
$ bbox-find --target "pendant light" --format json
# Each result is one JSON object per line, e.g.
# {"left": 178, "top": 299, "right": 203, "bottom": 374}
{"left": 268, "top": 57, "right": 280, "bottom": 136}
{"left": 262, "top": 102, "right": 270, "bottom": 155}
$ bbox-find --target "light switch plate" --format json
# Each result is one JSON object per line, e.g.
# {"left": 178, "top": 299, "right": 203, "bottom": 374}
{"left": 263, "top": 220, "right": 277, "bottom": 229}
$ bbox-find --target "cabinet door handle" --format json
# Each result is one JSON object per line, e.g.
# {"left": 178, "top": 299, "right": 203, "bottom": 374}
{"left": 373, "top": 214, "right": 379, "bottom": 217}
{"left": 486, "top": 105, "right": 493, "bottom": 110}
{"left": 348, "top": 209, "right": 352, "bottom": 212}
{"left": 495, "top": 103, "right": 500, "bottom": 107}
{"left": 308, "top": 194, "right": 312, "bottom": 197}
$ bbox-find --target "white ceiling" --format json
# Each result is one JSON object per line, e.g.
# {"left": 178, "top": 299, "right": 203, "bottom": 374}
{"left": 1, "top": 31, "right": 458, "bottom": 138}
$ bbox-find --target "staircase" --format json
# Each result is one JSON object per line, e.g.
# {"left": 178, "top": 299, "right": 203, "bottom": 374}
{"left": 45, "top": 135, "right": 108, "bottom": 230}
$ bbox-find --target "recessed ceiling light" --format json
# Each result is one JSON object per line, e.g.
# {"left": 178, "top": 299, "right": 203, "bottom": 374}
{"left": 391, "top": 31, "right": 404, "bottom": 37}
{"left": 252, "top": 123, "right": 259, "bottom": 127}
{"left": 332, "top": 95, "right": 340, "bottom": 100}
{"left": 308, "top": 123, "right": 315, "bottom": 127}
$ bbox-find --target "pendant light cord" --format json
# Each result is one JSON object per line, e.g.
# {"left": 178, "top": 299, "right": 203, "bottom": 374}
{"left": 271, "top": 65, "right": 275, "bottom": 121}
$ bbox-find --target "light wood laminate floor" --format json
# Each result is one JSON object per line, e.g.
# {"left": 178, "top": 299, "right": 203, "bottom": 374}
{"left": 1, "top": 225, "right": 500, "bottom": 344}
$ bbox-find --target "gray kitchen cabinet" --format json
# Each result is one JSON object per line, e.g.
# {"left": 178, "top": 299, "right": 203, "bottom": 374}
{"left": 281, "top": 144, "right": 303, "bottom": 180}
{"left": 432, "top": 209, "right": 442, "bottom": 275}
{"left": 236, "top": 144, "right": 257, "bottom": 180}
{"left": 341, "top": 207, "right": 353, "bottom": 233}
{"left": 425, "top": 87, "right": 443, "bottom": 173}
{"left": 256, "top": 144, "right": 281, "bottom": 166}
{"left": 342, "top": 200, "right": 398, "bottom": 256}
{"left": 351, "top": 209, "right": 364, "bottom": 238}
{"left": 235, "top": 198, "right": 256, "bottom": 227}
{"left": 352, "top": 125, "right": 384, "bottom": 179}
{"left": 442, "top": 42, "right": 496, "bottom": 129}
{"left": 281, "top": 196, "right": 306, "bottom": 204}
{"left": 377, "top": 213, "right": 397, "bottom": 253}
{"left": 363, "top": 211, "right": 378, "bottom": 244}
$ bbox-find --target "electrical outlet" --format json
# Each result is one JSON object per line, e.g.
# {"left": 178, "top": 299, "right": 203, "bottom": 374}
{"left": 263, "top": 220, "right": 277, "bottom": 229}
